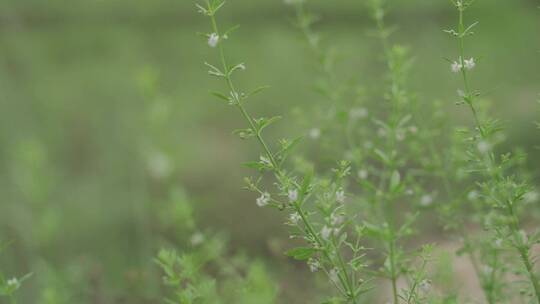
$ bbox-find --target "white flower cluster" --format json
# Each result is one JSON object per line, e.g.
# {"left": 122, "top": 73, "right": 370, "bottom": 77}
{"left": 451, "top": 57, "right": 475, "bottom": 73}
{"left": 208, "top": 33, "right": 219, "bottom": 48}
{"left": 6, "top": 278, "right": 20, "bottom": 289}
{"left": 418, "top": 279, "right": 431, "bottom": 293}
{"left": 357, "top": 169, "right": 368, "bottom": 180}
{"left": 308, "top": 128, "right": 321, "bottom": 140}
{"left": 336, "top": 189, "right": 345, "bottom": 204}
{"left": 288, "top": 212, "right": 301, "bottom": 225}
{"left": 256, "top": 192, "right": 270, "bottom": 207}
{"left": 288, "top": 189, "right": 298, "bottom": 202}
{"left": 307, "top": 258, "right": 320, "bottom": 272}
{"left": 321, "top": 225, "right": 339, "bottom": 240}
{"left": 190, "top": 232, "right": 205, "bottom": 246}
{"left": 350, "top": 107, "right": 368, "bottom": 120}
{"left": 420, "top": 194, "right": 434, "bottom": 207}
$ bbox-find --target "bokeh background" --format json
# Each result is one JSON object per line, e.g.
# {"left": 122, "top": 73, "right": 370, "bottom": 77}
{"left": 1, "top": 0, "right": 539, "bottom": 302}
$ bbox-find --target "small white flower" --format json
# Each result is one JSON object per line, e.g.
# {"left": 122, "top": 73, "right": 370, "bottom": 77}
{"left": 405, "top": 189, "right": 414, "bottom": 195}
{"left": 308, "top": 258, "right": 320, "bottom": 272}
{"left": 288, "top": 189, "right": 298, "bottom": 202}
{"left": 328, "top": 268, "right": 340, "bottom": 284}
{"left": 260, "top": 155, "right": 272, "bottom": 167}
{"left": 6, "top": 278, "right": 20, "bottom": 289}
{"left": 358, "top": 169, "right": 368, "bottom": 180}
{"left": 308, "top": 128, "right": 321, "bottom": 139}
{"left": 208, "top": 33, "right": 219, "bottom": 48}
{"left": 477, "top": 141, "right": 490, "bottom": 154}
{"left": 190, "top": 232, "right": 205, "bottom": 246}
{"left": 229, "top": 91, "right": 240, "bottom": 103}
{"left": 418, "top": 279, "right": 432, "bottom": 293}
{"left": 464, "top": 57, "right": 475, "bottom": 70}
{"left": 420, "top": 194, "right": 433, "bottom": 207}
{"left": 256, "top": 192, "right": 270, "bottom": 207}
{"left": 467, "top": 190, "right": 479, "bottom": 201}
{"left": 330, "top": 213, "right": 345, "bottom": 226}
{"left": 147, "top": 151, "right": 172, "bottom": 179}
{"left": 336, "top": 190, "right": 345, "bottom": 204}
{"left": 494, "top": 238, "right": 503, "bottom": 248}
{"left": 451, "top": 61, "right": 462, "bottom": 73}
{"left": 350, "top": 107, "right": 368, "bottom": 120}
{"left": 321, "top": 225, "right": 333, "bottom": 240}
{"left": 289, "top": 212, "right": 301, "bottom": 225}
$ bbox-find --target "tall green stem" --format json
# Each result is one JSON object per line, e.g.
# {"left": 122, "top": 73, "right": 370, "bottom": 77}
{"left": 388, "top": 239, "right": 399, "bottom": 304}
{"left": 208, "top": 10, "right": 358, "bottom": 304}
{"left": 455, "top": 5, "right": 540, "bottom": 302}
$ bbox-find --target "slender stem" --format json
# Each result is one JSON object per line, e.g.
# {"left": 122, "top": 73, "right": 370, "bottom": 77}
{"left": 371, "top": 5, "right": 402, "bottom": 303}
{"left": 431, "top": 136, "right": 493, "bottom": 302}
{"left": 455, "top": 5, "right": 540, "bottom": 303}
{"left": 295, "top": 205, "right": 353, "bottom": 300}
{"left": 208, "top": 11, "right": 357, "bottom": 303}
{"left": 388, "top": 239, "right": 399, "bottom": 304}
{"left": 505, "top": 198, "right": 540, "bottom": 301}
{"left": 519, "top": 247, "right": 540, "bottom": 301}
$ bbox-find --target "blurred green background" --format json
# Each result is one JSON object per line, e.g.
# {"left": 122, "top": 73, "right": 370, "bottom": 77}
{"left": 1, "top": 0, "right": 539, "bottom": 302}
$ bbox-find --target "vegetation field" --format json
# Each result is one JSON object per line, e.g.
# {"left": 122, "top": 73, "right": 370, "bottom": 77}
{"left": 1, "top": 0, "right": 540, "bottom": 303}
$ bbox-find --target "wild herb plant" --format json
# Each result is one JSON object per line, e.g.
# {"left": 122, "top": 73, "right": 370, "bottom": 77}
{"left": 355, "top": 1, "right": 435, "bottom": 302}
{"left": 446, "top": 0, "right": 540, "bottom": 302}
{"left": 193, "top": 0, "right": 540, "bottom": 302}
{"left": 156, "top": 235, "right": 276, "bottom": 304}
{"left": 155, "top": 191, "right": 277, "bottom": 304}
{"left": 198, "top": 0, "right": 371, "bottom": 302}
{"left": 0, "top": 242, "right": 32, "bottom": 304}
{"left": 286, "top": 0, "right": 354, "bottom": 157}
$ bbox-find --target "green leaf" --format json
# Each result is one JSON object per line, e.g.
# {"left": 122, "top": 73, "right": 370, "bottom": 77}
{"left": 223, "top": 24, "right": 240, "bottom": 38}
{"left": 210, "top": 91, "right": 230, "bottom": 101}
{"left": 275, "top": 136, "right": 303, "bottom": 165}
{"left": 246, "top": 85, "right": 270, "bottom": 98}
{"left": 397, "top": 114, "right": 412, "bottom": 128}
{"left": 254, "top": 116, "right": 282, "bottom": 133}
{"left": 374, "top": 149, "right": 390, "bottom": 165}
{"left": 390, "top": 170, "right": 401, "bottom": 192}
{"left": 232, "top": 128, "right": 255, "bottom": 140}
{"left": 285, "top": 247, "right": 317, "bottom": 260}
{"left": 299, "top": 170, "right": 313, "bottom": 205}
{"left": 204, "top": 62, "right": 225, "bottom": 77}
{"left": 209, "top": 0, "right": 225, "bottom": 15}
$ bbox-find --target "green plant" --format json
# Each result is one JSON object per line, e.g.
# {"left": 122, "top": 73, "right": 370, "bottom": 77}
{"left": 198, "top": 1, "right": 371, "bottom": 302}
{"left": 446, "top": 0, "right": 540, "bottom": 302}
{"left": 195, "top": 0, "right": 540, "bottom": 302}
{"left": 0, "top": 242, "right": 32, "bottom": 304}
{"left": 154, "top": 189, "right": 277, "bottom": 304}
